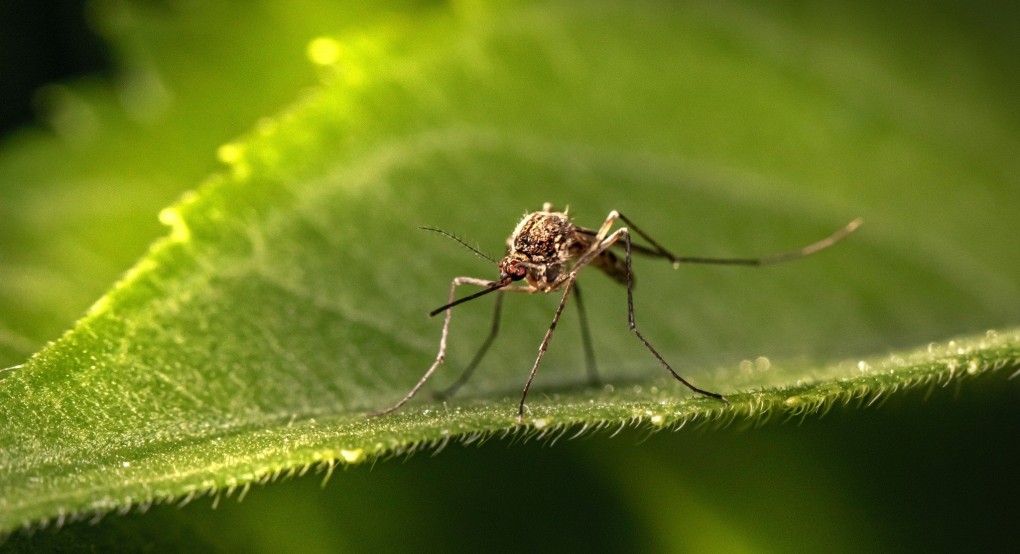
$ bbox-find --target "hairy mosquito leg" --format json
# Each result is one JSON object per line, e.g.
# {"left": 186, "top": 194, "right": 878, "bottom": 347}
{"left": 572, "top": 283, "right": 600, "bottom": 385}
{"left": 437, "top": 291, "right": 505, "bottom": 399}
{"left": 369, "top": 276, "right": 496, "bottom": 417}
{"left": 619, "top": 229, "right": 729, "bottom": 403}
{"left": 517, "top": 276, "right": 578, "bottom": 423}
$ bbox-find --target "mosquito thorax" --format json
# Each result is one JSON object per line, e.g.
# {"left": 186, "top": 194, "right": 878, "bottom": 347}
{"left": 508, "top": 211, "right": 571, "bottom": 260}
{"left": 500, "top": 211, "right": 568, "bottom": 289}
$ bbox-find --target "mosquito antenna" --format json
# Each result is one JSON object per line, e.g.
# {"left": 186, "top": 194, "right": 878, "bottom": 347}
{"left": 419, "top": 226, "right": 498, "bottom": 264}
{"left": 429, "top": 280, "right": 508, "bottom": 317}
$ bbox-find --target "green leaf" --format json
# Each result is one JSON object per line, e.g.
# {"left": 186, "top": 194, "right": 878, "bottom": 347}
{"left": 2, "top": 0, "right": 1018, "bottom": 542}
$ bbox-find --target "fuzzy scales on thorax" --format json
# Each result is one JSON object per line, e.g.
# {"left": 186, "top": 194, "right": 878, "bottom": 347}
{"left": 504, "top": 209, "right": 592, "bottom": 290}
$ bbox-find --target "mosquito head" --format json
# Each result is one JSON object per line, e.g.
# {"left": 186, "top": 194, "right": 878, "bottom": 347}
{"left": 498, "top": 256, "right": 528, "bottom": 282}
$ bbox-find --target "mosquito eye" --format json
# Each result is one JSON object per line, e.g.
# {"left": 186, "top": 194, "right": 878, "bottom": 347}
{"left": 501, "top": 259, "right": 527, "bottom": 281}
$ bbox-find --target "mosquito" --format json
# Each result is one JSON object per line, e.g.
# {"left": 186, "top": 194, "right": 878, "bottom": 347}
{"left": 371, "top": 202, "right": 862, "bottom": 423}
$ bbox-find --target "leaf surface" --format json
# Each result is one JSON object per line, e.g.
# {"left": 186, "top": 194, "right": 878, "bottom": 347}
{"left": 2, "top": 1, "right": 1018, "bottom": 534}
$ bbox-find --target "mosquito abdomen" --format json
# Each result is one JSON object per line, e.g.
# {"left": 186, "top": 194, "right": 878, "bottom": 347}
{"left": 592, "top": 249, "right": 629, "bottom": 286}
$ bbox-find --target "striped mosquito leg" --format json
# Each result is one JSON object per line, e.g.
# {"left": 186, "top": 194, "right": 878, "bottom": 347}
{"left": 517, "top": 276, "right": 577, "bottom": 423}
{"left": 438, "top": 291, "right": 505, "bottom": 399}
{"left": 619, "top": 229, "right": 729, "bottom": 403}
{"left": 369, "top": 276, "right": 493, "bottom": 417}
{"left": 572, "top": 283, "right": 599, "bottom": 385}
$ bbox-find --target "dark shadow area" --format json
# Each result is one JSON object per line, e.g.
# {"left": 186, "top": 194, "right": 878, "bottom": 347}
{"left": 0, "top": 0, "right": 112, "bottom": 135}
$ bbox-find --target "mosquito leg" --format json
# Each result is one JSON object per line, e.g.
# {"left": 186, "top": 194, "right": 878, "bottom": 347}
{"left": 369, "top": 276, "right": 495, "bottom": 417}
{"left": 517, "top": 276, "right": 577, "bottom": 423}
{"left": 610, "top": 213, "right": 680, "bottom": 262}
{"left": 572, "top": 283, "right": 600, "bottom": 386}
{"left": 592, "top": 210, "right": 621, "bottom": 240}
{"left": 616, "top": 213, "right": 862, "bottom": 267}
{"left": 619, "top": 229, "right": 729, "bottom": 404}
{"left": 436, "top": 291, "right": 504, "bottom": 399}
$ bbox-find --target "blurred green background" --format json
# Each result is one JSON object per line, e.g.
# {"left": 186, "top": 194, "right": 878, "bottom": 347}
{"left": 1, "top": 1, "right": 1017, "bottom": 551}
